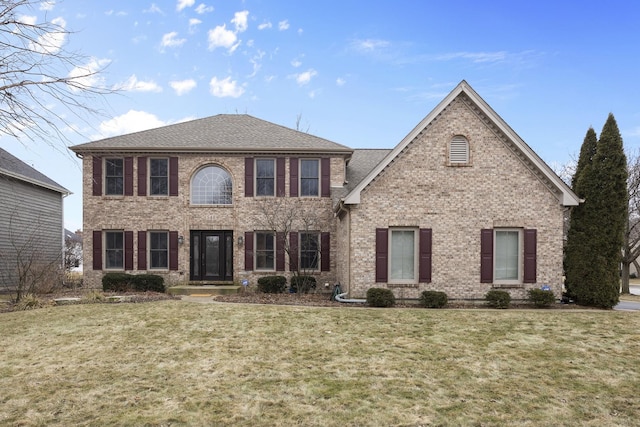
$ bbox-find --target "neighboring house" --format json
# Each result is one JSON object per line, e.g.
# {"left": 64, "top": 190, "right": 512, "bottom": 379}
{"left": 70, "top": 81, "right": 580, "bottom": 300}
{"left": 64, "top": 228, "right": 83, "bottom": 273}
{"left": 0, "top": 148, "right": 70, "bottom": 290}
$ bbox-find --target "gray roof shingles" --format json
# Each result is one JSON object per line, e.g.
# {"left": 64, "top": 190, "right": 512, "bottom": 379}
{"left": 70, "top": 114, "right": 353, "bottom": 154}
{"left": 0, "top": 147, "right": 69, "bottom": 194}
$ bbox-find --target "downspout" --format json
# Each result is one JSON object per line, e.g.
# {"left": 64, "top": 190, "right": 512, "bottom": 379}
{"left": 335, "top": 290, "right": 366, "bottom": 304}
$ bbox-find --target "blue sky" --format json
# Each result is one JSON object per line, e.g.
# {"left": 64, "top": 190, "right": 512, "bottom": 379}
{"left": 3, "top": 0, "right": 640, "bottom": 231}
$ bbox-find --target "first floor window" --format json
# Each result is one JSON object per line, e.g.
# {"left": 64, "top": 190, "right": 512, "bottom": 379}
{"left": 150, "top": 231, "right": 168, "bottom": 269}
{"left": 105, "top": 231, "right": 124, "bottom": 269}
{"left": 495, "top": 229, "right": 521, "bottom": 281}
{"left": 150, "top": 158, "right": 169, "bottom": 196}
{"left": 105, "top": 158, "right": 124, "bottom": 195}
{"left": 389, "top": 229, "right": 417, "bottom": 282}
{"left": 300, "top": 232, "right": 319, "bottom": 270}
{"left": 255, "top": 232, "right": 275, "bottom": 270}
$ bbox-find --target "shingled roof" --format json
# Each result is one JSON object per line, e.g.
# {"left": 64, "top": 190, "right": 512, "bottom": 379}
{"left": 70, "top": 114, "right": 353, "bottom": 155}
{"left": 0, "top": 148, "right": 69, "bottom": 194}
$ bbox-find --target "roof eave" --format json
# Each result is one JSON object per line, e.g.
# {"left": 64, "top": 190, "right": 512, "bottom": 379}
{"left": 0, "top": 169, "right": 71, "bottom": 195}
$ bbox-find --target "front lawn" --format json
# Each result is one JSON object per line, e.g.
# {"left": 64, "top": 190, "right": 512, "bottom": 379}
{"left": 1, "top": 301, "right": 639, "bottom": 426}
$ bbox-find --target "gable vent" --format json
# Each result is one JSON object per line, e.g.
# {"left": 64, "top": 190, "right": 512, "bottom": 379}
{"left": 449, "top": 136, "right": 469, "bottom": 164}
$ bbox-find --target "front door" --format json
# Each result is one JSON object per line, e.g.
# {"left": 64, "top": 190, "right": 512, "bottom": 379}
{"left": 190, "top": 230, "right": 233, "bottom": 281}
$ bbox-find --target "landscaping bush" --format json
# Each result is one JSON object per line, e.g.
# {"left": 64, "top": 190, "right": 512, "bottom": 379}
{"left": 527, "top": 288, "right": 556, "bottom": 308}
{"left": 289, "top": 275, "right": 317, "bottom": 293}
{"left": 132, "top": 274, "right": 165, "bottom": 293}
{"left": 102, "top": 273, "right": 133, "bottom": 292}
{"left": 419, "top": 290, "right": 448, "bottom": 308}
{"left": 366, "top": 287, "right": 396, "bottom": 307}
{"left": 485, "top": 290, "right": 511, "bottom": 309}
{"left": 257, "top": 275, "right": 287, "bottom": 293}
{"left": 103, "top": 273, "right": 164, "bottom": 293}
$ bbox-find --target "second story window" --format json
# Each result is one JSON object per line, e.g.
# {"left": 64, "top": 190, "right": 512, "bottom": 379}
{"left": 105, "top": 158, "right": 123, "bottom": 195}
{"left": 300, "top": 159, "right": 319, "bottom": 197}
{"left": 191, "top": 165, "right": 233, "bottom": 205}
{"left": 150, "top": 158, "right": 168, "bottom": 196}
{"left": 256, "top": 159, "right": 275, "bottom": 196}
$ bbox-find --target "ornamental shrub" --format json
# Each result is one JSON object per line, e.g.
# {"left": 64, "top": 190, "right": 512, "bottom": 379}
{"left": 485, "top": 290, "right": 511, "bottom": 309}
{"left": 103, "top": 273, "right": 164, "bottom": 293}
{"left": 419, "top": 290, "right": 448, "bottom": 308}
{"left": 102, "top": 273, "right": 133, "bottom": 292}
{"left": 290, "top": 275, "right": 317, "bottom": 293}
{"left": 257, "top": 275, "right": 287, "bottom": 293}
{"left": 527, "top": 288, "right": 556, "bottom": 308}
{"left": 366, "top": 287, "right": 396, "bottom": 307}
{"left": 132, "top": 274, "right": 165, "bottom": 293}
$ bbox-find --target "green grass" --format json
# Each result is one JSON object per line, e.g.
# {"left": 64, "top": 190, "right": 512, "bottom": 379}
{"left": 2, "top": 301, "right": 640, "bottom": 426}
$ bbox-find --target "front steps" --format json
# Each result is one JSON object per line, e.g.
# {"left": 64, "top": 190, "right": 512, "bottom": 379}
{"left": 167, "top": 285, "right": 242, "bottom": 297}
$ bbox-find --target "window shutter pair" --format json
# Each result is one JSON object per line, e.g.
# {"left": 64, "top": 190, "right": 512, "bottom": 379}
{"left": 375, "top": 228, "right": 432, "bottom": 283}
{"left": 243, "top": 231, "right": 285, "bottom": 271}
{"left": 290, "top": 157, "right": 330, "bottom": 197}
{"left": 243, "top": 231, "right": 330, "bottom": 272}
{"left": 244, "top": 157, "right": 285, "bottom": 197}
{"left": 137, "top": 157, "right": 178, "bottom": 196}
{"left": 94, "top": 230, "right": 178, "bottom": 271}
{"left": 480, "top": 229, "right": 537, "bottom": 283}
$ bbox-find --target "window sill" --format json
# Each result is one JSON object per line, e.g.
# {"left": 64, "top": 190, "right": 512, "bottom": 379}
{"left": 387, "top": 283, "right": 419, "bottom": 289}
{"left": 491, "top": 284, "right": 524, "bottom": 289}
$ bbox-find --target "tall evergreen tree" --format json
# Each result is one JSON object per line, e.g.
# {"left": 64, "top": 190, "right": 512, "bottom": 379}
{"left": 565, "top": 115, "right": 627, "bottom": 308}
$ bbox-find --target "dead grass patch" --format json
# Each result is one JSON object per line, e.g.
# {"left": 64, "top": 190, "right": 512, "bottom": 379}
{"left": 1, "top": 301, "right": 639, "bottom": 426}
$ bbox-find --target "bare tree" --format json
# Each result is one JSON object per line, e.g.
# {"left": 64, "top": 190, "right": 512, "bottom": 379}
{"left": 621, "top": 149, "right": 640, "bottom": 294}
{"left": 0, "top": 0, "right": 114, "bottom": 147}
{"left": 255, "top": 197, "right": 331, "bottom": 293}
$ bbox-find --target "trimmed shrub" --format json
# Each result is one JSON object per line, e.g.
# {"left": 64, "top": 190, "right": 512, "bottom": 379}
{"left": 527, "top": 288, "right": 556, "bottom": 308}
{"left": 485, "top": 290, "right": 511, "bottom": 309}
{"left": 366, "top": 287, "right": 396, "bottom": 307}
{"left": 132, "top": 274, "right": 165, "bottom": 293}
{"left": 257, "top": 275, "right": 287, "bottom": 294}
{"left": 102, "top": 273, "right": 133, "bottom": 292}
{"left": 419, "top": 290, "right": 448, "bottom": 308}
{"left": 290, "top": 275, "right": 317, "bottom": 294}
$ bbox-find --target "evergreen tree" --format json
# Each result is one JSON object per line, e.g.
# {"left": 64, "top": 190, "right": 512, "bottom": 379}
{"left": 565, "top": 116, "right": 627, "bottom": 308}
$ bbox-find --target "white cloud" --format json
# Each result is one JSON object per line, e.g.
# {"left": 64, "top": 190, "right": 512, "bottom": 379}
{"left": 294, "top": 69, "right": 317, "bottom": 86}
{"left": 40, "top": 1, "right": 55, "bottom": 11}
{"left": 145, "top": 3, "right": 164, "bottom": 14}
{"left": 433, "top": 51, "right": 508, "bottom": 63}
{"left": 278, "top": 20, "right": 289, "bottom": 31}
{"left": 308, "top": 89, "right": 321, "bottom": 99}
{"left": 208, "top": 24, "right": 238, "bottom": 51}
{"left": 67, "top": 57, "right": 111, "bottom": 91}
{"left": 232, "top": 10, "right": 249, "bottom": 32}
{"left": 336, "top": 78, "right": 346, "bottom": 86}
{"left": 351, "top": 38, "right": 390, "bottom": 53}
{"left": 176, "top": 0, "right": 195, "bottom": 12}
{"left": 161, "top": 31, "right": 186, "bottom": 49}
{"left": 248, "top": 50, "right": 265, "bottom": 78}
{"left": 96, "top": 110, "right": 167, "bottom": 138}
{"left": 258, "top": 21, "right": 272, "bottom": 30}
{"left": 291, "top": 58, "right": 302, "bottom": 68}
{"left": 116, "top": 75, "right": 162, "bottom": 93}
{"left": 170, "top": 79, "right": 197, "bottom": 96}
{"left": 17, "top": 15, "right": 37, "bottom": 25}
{"left": 30, "top": 16, "right": 67, "bottom": 54}
{"left": 195, "top": 4, "right": 214, "bottom": 14}
{"left": 209, "top": 76, "right": 244, "bottom": 98}
{"left": 188, "top": 18, "right": 202, "bottom": 33}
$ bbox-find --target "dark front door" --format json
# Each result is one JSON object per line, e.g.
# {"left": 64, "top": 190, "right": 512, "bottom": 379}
{"left": 190, "top": 230, "right": 233, "bottom": 281}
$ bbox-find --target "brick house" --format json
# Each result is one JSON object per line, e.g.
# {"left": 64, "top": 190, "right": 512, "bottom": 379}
{"left": 70, "top": 81, "right": 579, "bottom": 300}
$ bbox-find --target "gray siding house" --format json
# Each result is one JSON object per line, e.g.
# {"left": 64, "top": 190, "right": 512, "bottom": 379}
{"left": 0, "top": 148, "right": 70, "bottom": 290}
{"left": 71, "top": 81, "right": 580, "bottom": 300}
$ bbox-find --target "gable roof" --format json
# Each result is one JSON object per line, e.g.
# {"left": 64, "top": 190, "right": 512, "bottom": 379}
{"left": 342, "top": 80, "right": 580, "bottom": 207}
{"left": 0, "top": 148, "right": 69, "bottom": 195}
{"left": 70, "top": 114, "right": 353, "bottom": 155}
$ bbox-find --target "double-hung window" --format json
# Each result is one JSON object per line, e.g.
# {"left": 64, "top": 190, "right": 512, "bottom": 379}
{"left": 255, "top": 232, "right": 275, "bottom": 270}
{"left": 300, "top": 232, "right": 320, "bottom": 270}
{"left": 300, "top": 159, "right": 319, "bottom": 197}
{"left": 256, "top": 159, "right": 275, "bottom": 196}
{"left": 105, "top": 158, "right": 124, "bottom": 195}
{"left": 105, "top": 231, "right": 124, "bottom": 269}
{"left": 389, "top": 228, "right": 418, "bottom": 283}
{"left": 494, "top": 229, "right": 521, "bottom": 282}
{"left": 149, "top": 231, "right": 169, "bottom": 269}
{"left": 150, "top": 158, "right": 169, "bottom": 196}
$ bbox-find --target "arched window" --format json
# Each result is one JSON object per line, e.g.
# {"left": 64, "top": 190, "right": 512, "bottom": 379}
{"left": 449, "top": 135, "right": 469, "bottom": 165}
{"left": 191, "top": 165, "right": 232, "bottom": 205}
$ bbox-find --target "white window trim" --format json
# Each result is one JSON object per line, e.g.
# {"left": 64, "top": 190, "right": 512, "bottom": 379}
{"left": 388, "top": 228, "right": 418, "bottom": 284}
{"left": 449, "top": 135, "right": 470, "bottom": 165}
{"left": 148, "top": 230, "right": 169, "bottom": 270}
{"left": 254, "top": 231, "right": 276, "bottom": 271}
{"left": 255, "top": 158, "right": 276, "bottom": 197}
{"left": 493, "top": 228, "right": 523, "bottom": 284}
{"left": 299, "top": 158, "right": 320, "bottom": 197}
{"left": 149, "top": 158, "right": 169, "bottom": 197}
